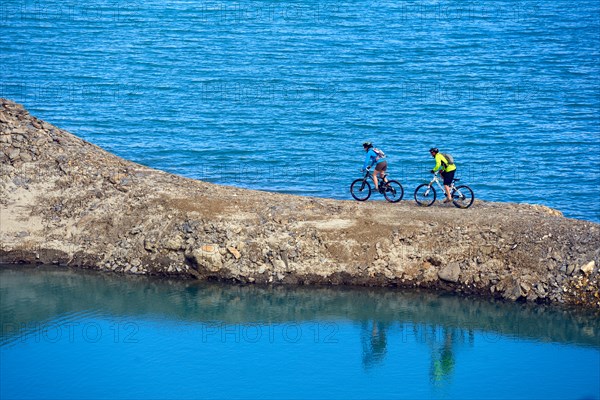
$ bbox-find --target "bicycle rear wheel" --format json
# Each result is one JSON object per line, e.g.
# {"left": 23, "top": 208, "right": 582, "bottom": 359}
{"left": 383, "top": 180, "right": 404, "bottom": 203}
{"left": 350, "top": 179, "right": 372, "bottom": 201}
{"left": 414, "top": 184, "right": 436, "bottom": 206}
{"left": 452, "top": 185, "right": 474, "bottom": 208}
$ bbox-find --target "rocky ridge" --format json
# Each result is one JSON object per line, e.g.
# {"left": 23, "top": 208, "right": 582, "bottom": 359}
{"left": 1, "top": 99, "right": 599, "bottom": 308}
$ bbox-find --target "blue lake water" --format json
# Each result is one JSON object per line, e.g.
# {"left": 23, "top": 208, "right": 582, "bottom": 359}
{"left": 1, "top": 265, "right": 599, "bottom": 400}
{"left": 1, "top": 0, "right": 599, "bottom": 222}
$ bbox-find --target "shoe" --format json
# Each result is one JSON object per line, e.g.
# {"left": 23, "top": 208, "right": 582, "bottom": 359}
{"left": 443, "top": 198, "right": 452, "bottom": 203}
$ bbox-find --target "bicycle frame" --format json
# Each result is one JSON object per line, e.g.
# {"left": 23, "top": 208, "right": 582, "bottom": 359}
{"left": 361, "top": 169, "right": 386, "bottom": 186}
{"left": 425, "top": 173, "right": 469, "bottom": 198}
{"left": 424, "top": 173, "right": 467, "bottom": 198}
{"left": 426, "top": 173, "right": 451, "bottom": 192}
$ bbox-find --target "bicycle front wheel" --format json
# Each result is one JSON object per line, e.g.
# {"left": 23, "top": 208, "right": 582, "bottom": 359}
{"left": 414, "top": 184, "right": 436, "bottom": 206}
{"left": 350, "top": 179, "right": 372, "bottom": 201}
{"left": 452, "top": 185, "right": 475, "bottom": 209}
{"left": 383, "top": 180, "right": 404, "bottom": 203}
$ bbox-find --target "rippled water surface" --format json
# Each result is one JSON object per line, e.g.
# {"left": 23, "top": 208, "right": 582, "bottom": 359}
{"left": 1, "top": 265, "right": 599, "bottom": 399}
{"left": 1, "top": 0, "right": 599, "bottom": 221}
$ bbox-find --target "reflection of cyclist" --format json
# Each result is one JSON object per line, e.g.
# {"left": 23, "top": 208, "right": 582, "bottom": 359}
{"left": 430, "top": 328, "right": 456, "bottom": 383}
{"left": 362, "top": 142, "right": 388, "bottom": 193}
{"left": 361, "top": 321, "right": 388, "bottom": 369}
{"left": 429, "top": 148, "right": 456, "bottom": 203}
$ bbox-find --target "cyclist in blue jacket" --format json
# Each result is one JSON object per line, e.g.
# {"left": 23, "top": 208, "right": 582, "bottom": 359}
{"left": 361, "top": 142, "right": 388, "bottom": 193}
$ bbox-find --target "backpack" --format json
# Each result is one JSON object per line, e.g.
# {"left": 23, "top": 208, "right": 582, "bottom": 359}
{"left": 441, "top": 152, "right": 454, "bottom": 165}
{"left": 373, "top": 148, "right": 386, "bottom": 161}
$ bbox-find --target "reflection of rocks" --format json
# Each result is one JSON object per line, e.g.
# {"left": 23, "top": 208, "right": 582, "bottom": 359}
{"left": 2, "top": 266, "right": 599, "bottom": 348}
{"left": 1, "top": 99, "right": 599, "bottom": 308}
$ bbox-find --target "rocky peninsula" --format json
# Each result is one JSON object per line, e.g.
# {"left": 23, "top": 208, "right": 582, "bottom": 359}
{"left": 1, "top": 99, "right": 598, "bottom": 308}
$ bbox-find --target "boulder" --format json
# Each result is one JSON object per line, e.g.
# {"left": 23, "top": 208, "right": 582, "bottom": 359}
{"left": 8, "top": 149, "right": 20, "bottom": 160}
{"left": 20, "top": 152, "right": 32, "bottom": 162}
{"left": 227, "top": 246, "right": 241, "bottom": 259}
{"left": 427, "top": 255, "right": 444, "bottom": 266}
{"left": 438, "top": 263, "right": 460, "bottom": 283}
{"left": 143, "top": 239, "right": 158, "bottom": 252}
{"left": 190, "top": 244, "right": 222, "bottom": 272}
{"left": 580, "top": 261, "right": 595, "bottom": 275}
{"left": 163, "top": 236, "right": 184, "bottom": 251}
{"left": 503, "top": 278, "right": 524, "bottom": 301}
{"left": 272, "top": 258, "right": 286, "bottom": 271}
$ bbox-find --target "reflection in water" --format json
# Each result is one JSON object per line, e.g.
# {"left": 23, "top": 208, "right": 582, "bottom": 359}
{"left": 361, "top": 321, "right": 388, "bottom": 369}
{"left": 359, "top": 321, "right": 476, "bottom": 384}
{"left": 1, "top": 264, "right": 599, "bottom": 348}
{"left": 427, "top": 326, "right": 473, "bottom": 384}
{"left": 431, "top": 328, "right": 455, "bottom": 383}
{"left": 1, "top": 265, "right": 599, "bottom": 400}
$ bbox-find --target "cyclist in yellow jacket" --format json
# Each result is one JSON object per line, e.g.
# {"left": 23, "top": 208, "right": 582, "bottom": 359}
{"left": 429, "top": 148, "right": 456, "bottom": 203}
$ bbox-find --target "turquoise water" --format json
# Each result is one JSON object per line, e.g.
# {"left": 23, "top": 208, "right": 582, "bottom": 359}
{"left": 1, "top": 0, "right": 599, "bottom": 221}
{"left": 1, "top": 265, "right": 599, "bottom": 399}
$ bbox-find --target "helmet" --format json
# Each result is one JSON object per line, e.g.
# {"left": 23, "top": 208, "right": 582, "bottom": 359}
{"left": 363, "top": 142, "right": 373, "bottom": 149}
{"left": 429, "top": 147, "right": 439, "bottom": 154}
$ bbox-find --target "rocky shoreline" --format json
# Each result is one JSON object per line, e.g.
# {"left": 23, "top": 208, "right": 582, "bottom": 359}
{"left": 1, "top": 99, "right": 599, "bottom": 308}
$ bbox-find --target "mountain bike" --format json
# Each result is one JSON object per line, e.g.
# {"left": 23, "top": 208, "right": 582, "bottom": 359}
{"left": 350, "top": 169, "right": 404, "bottom": 203}
{"left": 414, "top": 172, "right": 474, "bottom": 208}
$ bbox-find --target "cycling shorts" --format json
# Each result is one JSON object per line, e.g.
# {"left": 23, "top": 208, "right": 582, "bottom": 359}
{"left": 375, "top": 161, "right": 388, "bottom": 172}
{"left": 441, "top": 169, "right": 455, "bottom": 186}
